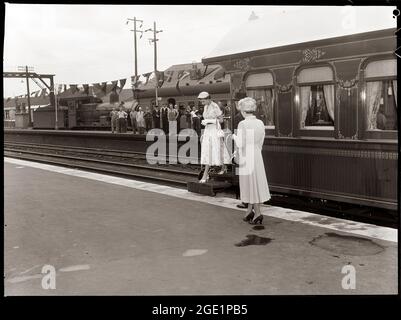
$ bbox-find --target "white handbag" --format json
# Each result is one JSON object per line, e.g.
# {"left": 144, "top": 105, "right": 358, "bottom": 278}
{"left": 216, "top": 119, "right": 225, "bottom": 138}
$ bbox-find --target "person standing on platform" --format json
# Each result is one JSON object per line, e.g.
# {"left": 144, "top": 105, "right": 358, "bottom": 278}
{"left": 179, "top": 105, "right": 190, "bottom": 132}
{"left": 144, "top": 106, "right": 153, "bottom": 133}
{"left": 117, "top": 105, "right": 128, "bottom": 133}
{"left": 130, "top": 106, "right": 138, "bottom": 134}
{"left": 161, "top": 103, "right": 169, "bottom": 134}
{"left": 167, "top": 103, "right": 178, "bottom": 135}
{"left": 190, "top": 105, "right": 197, "bottom": 123}
{"left": 198, "top": 91, "right": 231, "bottom": 183}
{"left": 185, "top": 105, "right": 192, "bottom": 129}
{"left": 176, "top": 106, "right": 182, "bottom": 133}
{"left": 173, "top": 105, "right": 180, "bottom": 133}
{"left": 122, "top": 102, "right": 128, "bottom": 132}
{"left": 190, "top": 105, "right": 201, "bottom": 136}
{"left": 136, "top": 106, "right": 145, "bottom": 134}
{"left": 152, "top": 105, "right": 161, "bottom": 129}
{"left": 233, "top": 101, "right": 244, "bottom": 131}
{"left": 110, "top": 107, "right": 118, "bottom": 133}
{"left": 224, "top": 103, "right": 231, "bottom": 130}
{"left": 232, "top": 97, "right": 271, "bottom": 225}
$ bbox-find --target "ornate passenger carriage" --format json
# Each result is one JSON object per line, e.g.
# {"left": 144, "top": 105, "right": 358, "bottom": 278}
{"left": 203, "top": 24, "right": 397, "bottom": 212}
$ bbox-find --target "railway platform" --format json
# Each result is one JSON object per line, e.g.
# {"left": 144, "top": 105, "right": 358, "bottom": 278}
{"left": 4, "top": 157, "right": 398, "bottom": 295}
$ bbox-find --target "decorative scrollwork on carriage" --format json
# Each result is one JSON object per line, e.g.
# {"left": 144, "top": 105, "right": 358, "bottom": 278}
{"left": 301, "top": 48, "right": 326, "bottom": 63}
{"left": 337, "top": 78, "right": 358, "bottom": 98}
{"left": 233, "top": 58, "right": 251, "bottom": 71}
{"left": 337, "top": 78, "right": 357, "bottom": 89}
{"left": 276, "top": 83, "right": 293, "bottom": 93}
{"left": 337, "top": 131, "right": 345, "bottom": 139}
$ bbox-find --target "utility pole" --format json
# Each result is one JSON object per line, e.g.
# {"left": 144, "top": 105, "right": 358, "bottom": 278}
{"left": 25, "top": 66, "right": 32, "bottom": 127}
{"left": 127, "top": 17, "right": 143, "bottom": 101}
{"left": 18, "top": 65, "right": 34, "bottom": 127}
{"left": 53, "top": 80, "right": 58, "bottom": 130}
{"left": 145, "top": 22, "right": 163, "bottom": 107}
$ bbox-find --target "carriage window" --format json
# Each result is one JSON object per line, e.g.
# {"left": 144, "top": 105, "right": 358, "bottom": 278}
{"left": 245, "top": 72, "right": 275, "bottom": 128}
{"left": 364, "top": 59, "right": 397, "bottom": 131}
{"left": 297, "top": 67, "right": 335, "bottom": 129}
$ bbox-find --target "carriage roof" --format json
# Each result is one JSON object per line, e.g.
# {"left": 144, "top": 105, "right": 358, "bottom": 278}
{"left": 203, "top": 6, "right": 396, "bottom": 63}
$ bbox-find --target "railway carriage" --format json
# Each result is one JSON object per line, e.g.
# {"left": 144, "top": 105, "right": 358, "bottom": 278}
{"left": 202, "top": 27, "right": 398, "bottom": 212}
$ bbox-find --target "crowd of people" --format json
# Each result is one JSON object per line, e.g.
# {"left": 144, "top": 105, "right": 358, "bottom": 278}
{"left": 109, "top": 99, "right": 231, "bottom": 135}
{"left": 109, "top": 93, "right": 270, "bottom": 226}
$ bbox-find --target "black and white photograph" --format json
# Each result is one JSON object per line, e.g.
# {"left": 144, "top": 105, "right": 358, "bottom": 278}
{"left": 3, "top": 2, "right": 399, "bottom": 304}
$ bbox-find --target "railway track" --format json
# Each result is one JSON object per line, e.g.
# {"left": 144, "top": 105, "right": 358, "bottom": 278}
{"left": 4, "top": 141, "right": 199, "bottom": 164}
{"left": 4, "top": 142, "right": 200, "bottom": 188}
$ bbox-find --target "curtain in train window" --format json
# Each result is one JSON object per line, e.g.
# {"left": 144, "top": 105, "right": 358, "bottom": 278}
{"left": 366, "top": 80, "right": 397, "bottom": 130}
{"left": 297, "top": 67, "right": 334, "bottom": 128}
{"left": 392, "top": 80, "right": 397, "bottom": 108}
{"left": 300, "top": 86, "right": 311, "bottom": 127}
{"left": 365, "top": 59, "right": 397, "bottom": 131}
{"left": 366, "top": 81, "right": 383, "bottom": 130}
{"left": 245, "top": 72, "right": 275, "bottom": 127}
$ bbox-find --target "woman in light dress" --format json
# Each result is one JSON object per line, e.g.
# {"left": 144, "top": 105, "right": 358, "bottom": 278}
{"left": 167, "top": 103, "right": 178, "bottom": 135}
{"left": 232, "top": 97, "right": 270, "bottom": 224}
{"left": 198, "top": 91, "right": 231, "bottom": 183}
{"left": 135, "top": 106, "right": 145, "bottom": 134}
{"left": 179, "top": 106, "right": 190, "bottom": 130}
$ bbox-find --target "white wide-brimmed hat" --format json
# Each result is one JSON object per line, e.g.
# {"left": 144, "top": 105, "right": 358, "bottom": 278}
{"left": 197, "top": 91, "right": 210, "bottom": 99}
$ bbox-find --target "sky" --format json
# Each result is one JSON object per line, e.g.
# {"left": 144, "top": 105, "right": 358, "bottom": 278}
{"left": 3, "top": 4, "right": 397, "bottom": 98}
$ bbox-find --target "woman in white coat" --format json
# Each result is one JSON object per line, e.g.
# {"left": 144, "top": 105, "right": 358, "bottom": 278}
{"left": 232, "top": 97, "right": 271, "bottom": 224}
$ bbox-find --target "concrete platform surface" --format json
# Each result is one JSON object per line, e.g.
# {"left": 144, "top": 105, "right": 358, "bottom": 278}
{"left": 4, "top": 157, "right": 398, "bottom": 295}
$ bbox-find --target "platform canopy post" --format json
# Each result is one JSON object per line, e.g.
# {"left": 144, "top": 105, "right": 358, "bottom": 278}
{"left": 3, "top": 69, "right": 56, "bottom": 129}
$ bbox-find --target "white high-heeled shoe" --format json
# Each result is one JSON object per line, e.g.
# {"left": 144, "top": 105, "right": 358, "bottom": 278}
{"left": 199, "top": 174, "right": 209, "bottom": 183}
{"left": 217, "top": 166, "right": 227, "bottom": 175}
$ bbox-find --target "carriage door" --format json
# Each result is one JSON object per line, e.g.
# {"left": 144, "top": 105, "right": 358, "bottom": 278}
{"left": 67, "top": 100, "right": 77, "bottom": 128}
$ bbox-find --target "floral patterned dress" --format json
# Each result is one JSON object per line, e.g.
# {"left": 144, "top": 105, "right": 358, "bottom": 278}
{"left": 200, "top": 101, "right": 231, "bottom": 166}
